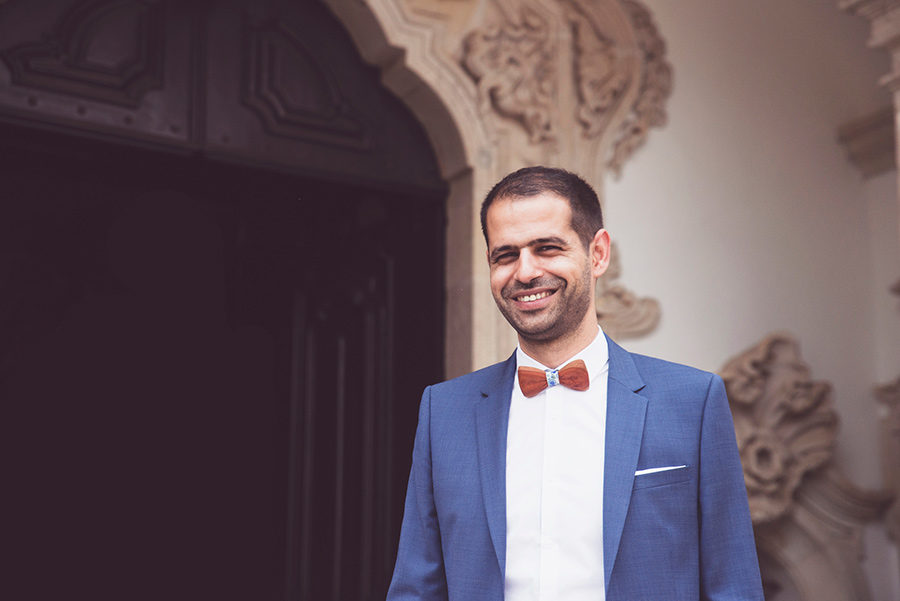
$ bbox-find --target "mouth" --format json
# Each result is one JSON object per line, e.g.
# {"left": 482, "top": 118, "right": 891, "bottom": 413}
{"left": 509, "top": 288, "right": 557, "bottom": 308}
{"left": 514, "top": 290, "right": 553, "bottom": 302}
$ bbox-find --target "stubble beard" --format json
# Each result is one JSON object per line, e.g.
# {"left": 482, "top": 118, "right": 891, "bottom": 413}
{"left": 495, "top": 265, "right": 594, "bottom": 344}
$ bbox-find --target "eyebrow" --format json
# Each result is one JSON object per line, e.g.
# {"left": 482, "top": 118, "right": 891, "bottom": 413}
{"left": 489, "top": 236, "right": 569, "bottom": 262}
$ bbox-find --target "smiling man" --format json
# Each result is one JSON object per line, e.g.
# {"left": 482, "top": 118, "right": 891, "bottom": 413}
{"left": 386, "top": 166, "right": 763, "bottom": 601}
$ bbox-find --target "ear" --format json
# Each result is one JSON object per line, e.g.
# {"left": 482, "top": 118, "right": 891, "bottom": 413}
{"left": 590, "top": 229, "right": 611, "bottom": 278}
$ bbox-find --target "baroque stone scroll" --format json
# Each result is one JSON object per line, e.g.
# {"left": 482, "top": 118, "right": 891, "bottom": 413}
{"left": 720, "top": 334, "right": 893, "bottom": 601}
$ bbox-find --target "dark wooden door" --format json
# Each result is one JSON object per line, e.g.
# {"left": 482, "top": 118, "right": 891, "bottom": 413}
{"left": 0, "top": 1, "right": 445, "bottom": 600}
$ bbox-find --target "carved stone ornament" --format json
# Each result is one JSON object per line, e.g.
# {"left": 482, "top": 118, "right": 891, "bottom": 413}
{"left": 594, "top": 242, "right": 660, "bottom": 340}
{"left": 720, "top": 334, "right": 893, "bottom": 601}
{"left": 719, "top": 333, "right": 839, "bottom": 524}
{"left": 558, "top": 0, "right": 672, "bottom": 174}
{"left": 0, "top": 0, "right": 165, "bottom": 108}
{"left": 607, "top": 0, "right": 672, "bottom": 176}
{"left": 459, "top": 0, "right": 671, "bottom": 176}
{"left": 461, "top": 6, "right": 557, "bottom": 143}
{"left": 562, "top": 0, "right": 631, "bottom": 139}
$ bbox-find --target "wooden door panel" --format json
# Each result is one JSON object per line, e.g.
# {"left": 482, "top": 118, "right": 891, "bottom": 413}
{"left": 203, "top": 0, "right": 443, "bottom": 190}
{"left": 0, "top": 0, "right": 194, "bottom": 145}
{"left": 288, "top": 257, "right": 395, "bottom": 600}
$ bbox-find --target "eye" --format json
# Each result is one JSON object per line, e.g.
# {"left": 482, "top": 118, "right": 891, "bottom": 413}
{"left": 537, "top": 244, "right": 562, "bottom": 253}
{"left": 492, "top": 251, "right": 518, "bottom": 264}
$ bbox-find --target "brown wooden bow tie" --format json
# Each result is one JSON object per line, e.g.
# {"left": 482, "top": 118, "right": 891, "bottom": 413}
{"left": 517, "top": 359, "right": 590, "bottom": 397}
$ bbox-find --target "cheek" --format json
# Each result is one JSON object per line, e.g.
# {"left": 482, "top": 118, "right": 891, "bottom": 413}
{"left": 489, "top": 268, "right": 510, "bottom": 295}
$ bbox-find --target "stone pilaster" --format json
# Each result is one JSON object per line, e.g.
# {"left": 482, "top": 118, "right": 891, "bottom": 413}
{"left": 842, "top": 0, "right": 900, "bottom": 237}
{"left": 841, "top": 4, "right": 900, "bottom": 585}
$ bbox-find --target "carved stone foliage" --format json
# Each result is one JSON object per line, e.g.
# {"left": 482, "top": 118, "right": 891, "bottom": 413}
{"left": 720, "top": 334, "right": 839, "bottom": 524}
{"left": 241, "top": 14, "right": 370, "bottom": 149}
{"left": 461, "top": 6, "right": 556, "bottom": 143}
{"left": 607, "top": 0, "right": 672, "bottom": 176}
{"left": 720, "top": 334, "right": 893, "bottom": 601}
{"left": 1, "top": 0, "right": 165, "bottom": 108}
{"left": 562, "top": 0, "right": 630, "bottom": 139}
{"left": 459, "top": 0, "right": 671, "bottom": 176}
{"left": 594, "top": 242, "right": 660, "bottom": 340}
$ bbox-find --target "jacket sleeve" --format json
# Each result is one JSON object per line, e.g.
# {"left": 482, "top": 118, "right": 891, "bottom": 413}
{"left": 386, "top": 386, "right": 449, "bottom": 601}
{"left": 698, "top": 374, "right": 765, "bottom": 601}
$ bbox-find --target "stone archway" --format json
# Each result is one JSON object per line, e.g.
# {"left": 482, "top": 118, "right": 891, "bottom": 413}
{"left": 324, "top": 0, "right": 488, "bottom": 377}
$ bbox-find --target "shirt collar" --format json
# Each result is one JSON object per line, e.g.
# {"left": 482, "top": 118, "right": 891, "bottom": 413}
{"left": 515, "top": 325, "right": 609, "bottom": 380}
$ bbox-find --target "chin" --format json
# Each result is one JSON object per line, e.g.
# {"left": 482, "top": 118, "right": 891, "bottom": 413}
{"left": 511, "top": 323, "right": 559, "bottom": 341}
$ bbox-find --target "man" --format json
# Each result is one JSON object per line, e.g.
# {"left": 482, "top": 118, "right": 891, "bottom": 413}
{"left": 387, "top": 166, "right": 763, "bottom": 601}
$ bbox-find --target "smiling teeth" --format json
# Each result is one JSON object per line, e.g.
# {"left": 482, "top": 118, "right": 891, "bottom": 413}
{"left": 518, "top": 291, "right": 550, "bottom": 302}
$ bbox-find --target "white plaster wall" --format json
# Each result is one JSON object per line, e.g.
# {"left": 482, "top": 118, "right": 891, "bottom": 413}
{"left": 604, "top": 2, "right": 898, "bottom": 597}
{"left": 864, "top": 170, "right": 900, "bottom": 383}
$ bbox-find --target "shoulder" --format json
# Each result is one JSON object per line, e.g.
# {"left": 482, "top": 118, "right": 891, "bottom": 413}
{"left": 618, "top": 350, "right": 728, "bottom": 431}
{"left": 615, "top": 345, "right": 722, "bottom": 399}
{"left": 630, "top": 352, "right": 714, "bottom": 382}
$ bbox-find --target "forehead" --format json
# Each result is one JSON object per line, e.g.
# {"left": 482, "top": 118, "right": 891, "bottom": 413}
{"left": 485, "top": 192, "right": 575, "bottom": 246}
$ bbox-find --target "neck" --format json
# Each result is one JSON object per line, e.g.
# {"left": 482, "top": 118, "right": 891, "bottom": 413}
{"left": 519, "top": 320, "right": 599, "bottom": 369}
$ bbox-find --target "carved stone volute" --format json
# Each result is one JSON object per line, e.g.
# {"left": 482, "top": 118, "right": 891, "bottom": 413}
{"left": 720, "top": 334, "right": 839, "bottom": 523}
{"left": 720, "top": 334, "right": 893, "bottom": 601}
{"left": 595, "top": 242, "right": 660, "bottom": 340}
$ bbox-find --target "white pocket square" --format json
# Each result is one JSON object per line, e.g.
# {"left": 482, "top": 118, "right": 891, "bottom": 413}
{"left": 634, "top": 465, "right": 687, "bottom": 476}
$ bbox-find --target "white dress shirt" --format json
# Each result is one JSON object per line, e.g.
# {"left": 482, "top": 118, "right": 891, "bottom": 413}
{"left": 505, "top": 327, "right": 609, "bottom": 601}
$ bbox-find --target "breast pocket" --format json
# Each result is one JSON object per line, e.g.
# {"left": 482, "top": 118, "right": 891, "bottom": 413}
{"left": 632, "top": 465, "right": 692, "bottom": 490}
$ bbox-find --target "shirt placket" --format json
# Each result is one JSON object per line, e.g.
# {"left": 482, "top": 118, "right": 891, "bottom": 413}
{"left": 539, "top": 384, "right": 562, "bottom": 600}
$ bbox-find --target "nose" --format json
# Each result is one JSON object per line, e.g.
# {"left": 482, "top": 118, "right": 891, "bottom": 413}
{"left": 514, "top": 249, "right": 543, "bottom": 284}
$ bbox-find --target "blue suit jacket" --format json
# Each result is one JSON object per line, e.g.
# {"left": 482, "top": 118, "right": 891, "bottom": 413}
{"left": 387, "top": 336, "right": 763, "bottom": 601}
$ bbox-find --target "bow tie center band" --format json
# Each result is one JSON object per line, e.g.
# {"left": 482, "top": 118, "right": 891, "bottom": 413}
{"left": 518, "top": 359, "right": 589, "bottom": 397}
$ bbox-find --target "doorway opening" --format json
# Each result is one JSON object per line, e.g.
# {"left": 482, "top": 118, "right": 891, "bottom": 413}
{"left": 2, "top": 116, "right": 445, "bottom": 599}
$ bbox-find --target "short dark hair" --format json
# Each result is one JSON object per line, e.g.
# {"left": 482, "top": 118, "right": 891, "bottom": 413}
{"left": 480, "top": 166, "right": 604, "bottom": 248}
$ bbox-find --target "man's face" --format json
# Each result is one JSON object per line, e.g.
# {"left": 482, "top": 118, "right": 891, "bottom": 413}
{"left": 485, "top": 192, "right": 607, "bottom": 344}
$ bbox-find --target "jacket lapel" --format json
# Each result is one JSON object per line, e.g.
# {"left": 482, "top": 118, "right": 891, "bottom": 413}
{"left": 474, "top": 353, "right": 516, "bottom": 579}
{"left": 603, "top": 336, "right": 648, "bottom": 591}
